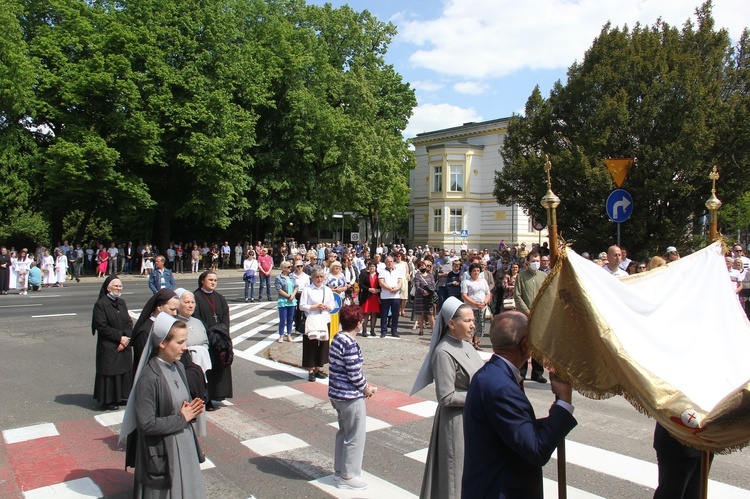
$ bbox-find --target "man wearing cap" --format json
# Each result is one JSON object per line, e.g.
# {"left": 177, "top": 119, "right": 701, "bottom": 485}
{"left": 665, "top": 246, "right": 680, "bottom": 262}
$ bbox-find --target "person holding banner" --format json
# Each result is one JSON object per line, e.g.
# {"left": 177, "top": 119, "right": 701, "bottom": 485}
{"left": 462, "top": 311, "right": 576, "bottom": 498}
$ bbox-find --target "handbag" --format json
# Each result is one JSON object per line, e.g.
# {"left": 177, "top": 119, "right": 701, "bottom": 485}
{"left": 305, "top": 314, "right": 329, "bottom": 341}
{"left": 243, "top": 268, "right": 255, "bottom": 282}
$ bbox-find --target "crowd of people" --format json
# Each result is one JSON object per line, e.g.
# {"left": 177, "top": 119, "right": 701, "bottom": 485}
{"left": 4, "top": 235, "right": 749, "bottom": 496}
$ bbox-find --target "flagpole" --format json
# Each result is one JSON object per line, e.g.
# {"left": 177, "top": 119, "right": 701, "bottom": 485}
{"left": 540, "top": 155, "right": 565, "bottom": 498}
{"left": 700, "top": 166, "right": 721, "bottom": 499}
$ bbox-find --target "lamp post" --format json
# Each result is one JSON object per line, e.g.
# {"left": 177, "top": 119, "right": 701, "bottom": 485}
{"left": 705, "top": 166, "right": 722, "bottom": 244}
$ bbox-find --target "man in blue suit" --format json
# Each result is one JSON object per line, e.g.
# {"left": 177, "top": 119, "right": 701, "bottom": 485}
{"left": 462, "top": 311, "right": 577, "bottom": 498}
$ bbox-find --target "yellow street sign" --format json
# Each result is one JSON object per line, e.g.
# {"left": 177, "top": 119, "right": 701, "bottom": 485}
{"left": 605, "top": 158, "right": 634, "bottom": 188}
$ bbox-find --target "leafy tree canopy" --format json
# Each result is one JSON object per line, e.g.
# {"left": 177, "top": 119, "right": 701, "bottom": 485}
{"left": 495, "top": 1, "right": 750, "bottom": 258}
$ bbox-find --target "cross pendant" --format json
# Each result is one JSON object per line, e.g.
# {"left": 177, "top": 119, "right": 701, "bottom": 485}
{"left": 213, "top": 313, "right": 218, "bottom": 322}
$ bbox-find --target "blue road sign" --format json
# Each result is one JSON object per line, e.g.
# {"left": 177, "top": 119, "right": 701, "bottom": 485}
{"left": 460, "top": 229, "right": 469, "bottom": 238}
{"left": 452, "top": 231, "right": 458, "bottom": 237}
{"left": 606, "top": 189, "right": 633, "bottom": 223}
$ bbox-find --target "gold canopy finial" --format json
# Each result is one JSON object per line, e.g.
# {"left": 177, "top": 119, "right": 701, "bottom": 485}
{"left": 541, "top": 154, "right": 560, "bottom": 210}
{"left": 705, "top": 165, "right": 722, "bottom": 212}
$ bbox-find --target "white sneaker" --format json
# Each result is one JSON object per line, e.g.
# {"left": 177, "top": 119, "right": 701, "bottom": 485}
{"left": 337, "top": 477, "right": 368, "bottom": 490}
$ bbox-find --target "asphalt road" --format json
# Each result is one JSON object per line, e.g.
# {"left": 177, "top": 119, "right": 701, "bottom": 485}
{"left": 1, "top": 270, "right": 749, "bottom": 498}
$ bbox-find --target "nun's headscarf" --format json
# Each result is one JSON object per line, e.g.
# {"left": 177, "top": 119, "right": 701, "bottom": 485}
{"left": 98, "top": 273, "right": 119, "bottom": 300}
{"left": 174, "top": 287, "right": 188, "bottom": 298}
{"left": 132, "top": 289, "right": 177, "bottom": 336}
{"left": 119, "top": 312, "right": 180, "bottom": 443}
{"left": 91, "top": 274, "right": 121, "bottom": 335}
{"left": 198, "top": 270, "right": 216, "bottom": 290}
{"left": 410, "top": 297, "right": 465, "bottom": 395}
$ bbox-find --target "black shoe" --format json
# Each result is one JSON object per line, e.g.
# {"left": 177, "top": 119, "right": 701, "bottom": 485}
{"left": 380, "top": 334, "right": 386, "bottom": 338}
{"left": 314, "top": 371, "right": 328, "bottom": 379}
{"left": 369, "top": 332, "right": 377, "bottom": 337}
{"left": 308, "top": 372, "right": 316, "bottom": 382}
{"left": 104, "top": 403, "right": 119, "bottom": 411}
{"left": 531, "top": 374, "right": 547, "bottom": 383}
{"left": 205, "top": 401, "right": 216, "bottom": 411}
{"left": 392, "top": 334, "right": 400, "bottom": 338}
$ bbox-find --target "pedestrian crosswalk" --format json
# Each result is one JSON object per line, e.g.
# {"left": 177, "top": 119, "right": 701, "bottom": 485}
{"left": 3, "top": 301, "right": 750, "bottom": 498}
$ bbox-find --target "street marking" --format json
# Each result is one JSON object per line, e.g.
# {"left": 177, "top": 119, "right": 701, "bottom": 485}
{"left": 404, "top": 448, "right": 428, "bottom": 463}
{"left": 229, "top": 303, "right": 267, "bottom": 321}
{"left": 311, "top": 471, "right": 417, "bottom": 499}
{"left": 231, "top": 309, "right": 278, "bottom": 339}
{"left": 402, "top": 447, "right": 602, "bottom": 498}
{"left": 398, "top": 401, "right": 438, "bottom": 418}
{"left": 23, "top": 477, "right": 102, "bottom": 499}
{"left": 328, "top": 416, "right": 391, "bottom": 433}
{"left": 241, "top": 433, "right": 309, "bottom": 456}
{"left": 200, "top": 457, "right": 216, "bottom": 470}
{"left": 3, "top": 423, "right": 59, "bottom": 444}
{"left": 254, "top": 385, "right": 304, "bottom": 399}
{"left": 0, "top": 304, "right": 43, "bottom": 308}
{"left": 94, "top": 410, "right": 125, "bottom": 427}
{"left": 212, "top": 399, "right": 234, "bottom": 407}
{"left": 554, "top": 440, "right": 750, "bottom": 497}
{"left": 31, "top": 313, "right": 77, "bottom": 318}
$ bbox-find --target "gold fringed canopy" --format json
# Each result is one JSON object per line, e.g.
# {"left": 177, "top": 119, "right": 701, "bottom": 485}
{"left": 528, "top": 242, "right": 750, "bottom": 453}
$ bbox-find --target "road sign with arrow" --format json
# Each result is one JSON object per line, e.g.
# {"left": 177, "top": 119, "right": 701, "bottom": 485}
{"left": 606, "top": 189, "right": 633, "bottom": 223}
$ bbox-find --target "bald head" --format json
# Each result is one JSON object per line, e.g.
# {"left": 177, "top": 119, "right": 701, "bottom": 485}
{"left": 490, "top": 311, "right": 528, "bottom": 351}
{"left": 606, "top": 245, "right": 622, "bottom": 271}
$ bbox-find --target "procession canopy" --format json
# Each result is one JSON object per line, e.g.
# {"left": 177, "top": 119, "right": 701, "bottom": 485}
{"left": 528, "top": 242, "right": 750, "bottom": 453}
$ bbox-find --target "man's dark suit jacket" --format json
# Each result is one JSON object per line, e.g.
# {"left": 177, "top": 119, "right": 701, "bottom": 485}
{"left": 462, "top": 355, "right": 577, "bottom": 498}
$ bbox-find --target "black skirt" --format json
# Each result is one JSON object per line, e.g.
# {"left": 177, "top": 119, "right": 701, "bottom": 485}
{"left": 301, "top": 333, "right": 329, "bottom": 368}
{"left": 93, "top": 372, "right": 132, "bottom": 405}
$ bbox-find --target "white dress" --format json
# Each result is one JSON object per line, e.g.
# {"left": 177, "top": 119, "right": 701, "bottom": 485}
{"left": 9, "top": 258, "right": 18, "bottom": 289}
{"left": 42, "top": 255, "right": 55, "bottom": 285}
{"left": 55, "top": 255, "right": 68, "bottom": 284}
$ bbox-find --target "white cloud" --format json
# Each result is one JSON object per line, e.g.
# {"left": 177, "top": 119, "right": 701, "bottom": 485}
{"left": 412, "top": 80, "right": 445, "bottom": 92}
{"left": 398, "top": 0, "right": 748, "bottom": 79}
{"left": 404, "top": 103, "right": 484, "bottom": 138}
{"left": 453, "top": 81, "right": 490, "bottom": 95}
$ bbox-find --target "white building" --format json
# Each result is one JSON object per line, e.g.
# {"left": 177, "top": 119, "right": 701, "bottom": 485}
{"left": 409, "top": 118, "right": 546, "bottom": 250}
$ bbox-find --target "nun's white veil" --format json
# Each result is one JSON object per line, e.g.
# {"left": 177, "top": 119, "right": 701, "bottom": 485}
{"left": 410, "top": 297, "right": 465, "bottom": 395}
{"left": 119, "top": 312, "right": 180, "bottom": 444}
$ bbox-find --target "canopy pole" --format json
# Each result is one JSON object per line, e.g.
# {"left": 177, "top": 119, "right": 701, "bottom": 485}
{"left": 700, "top": 451, "right": 710, "bottom": 499}
{"left": 540, "top": 155, "right": 565, "bottom": 498}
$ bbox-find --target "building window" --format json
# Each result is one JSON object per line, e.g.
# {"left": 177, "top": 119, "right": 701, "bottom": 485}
{"left": 449, "top": 208, "right": 462, "bottom": 232}
{"left": 449, "top": 165, "right": 463, "bottom": 192}
{"left": 433, "top": 166, "right": 443, "bottom": 192}
{"left": 433, "top": 208, "right": 442, "bottom": 232}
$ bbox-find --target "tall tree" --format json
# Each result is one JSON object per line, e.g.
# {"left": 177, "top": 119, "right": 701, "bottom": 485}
{"left": 495, "top": 2, "right": 749, "bottom": 257}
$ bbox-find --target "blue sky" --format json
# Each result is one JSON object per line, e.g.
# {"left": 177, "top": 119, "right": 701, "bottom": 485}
{"left": 310, "top": 0, "right": 747, "bottom": 138}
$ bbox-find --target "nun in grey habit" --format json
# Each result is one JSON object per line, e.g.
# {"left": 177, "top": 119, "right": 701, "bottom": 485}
{"left": 120, "top": 312, "right": 206, "bottom": 499}
{"left": 411, "top": 297, "right": 485, "bottom": 499}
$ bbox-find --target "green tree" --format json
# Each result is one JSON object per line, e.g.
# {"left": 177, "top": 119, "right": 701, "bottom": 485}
{"left": 495, "top": 2, "right": 749, "bottom": 257}
{"left": 0, "top": 0, "right": 47, "bottom": 245}
{"left": 248, "top": 1, "right": 415, "bottom": 241}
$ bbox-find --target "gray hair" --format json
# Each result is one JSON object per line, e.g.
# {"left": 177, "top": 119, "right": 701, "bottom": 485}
{"left": 309, "top": 265, "right": 325, "bottom": 278}
{"left": 490, "top": 311, "right": 528, "bottom": 350}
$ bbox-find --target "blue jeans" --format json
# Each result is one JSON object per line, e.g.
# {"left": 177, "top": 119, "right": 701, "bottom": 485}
{"left": 244, "top": 279, "right": 255, "bottom": 300}
{"left": 278, "top": 306, "right": 295, "bottom": 336}
{"left": 258, "top": 274, "right": 271, "bottom": 299}
{"left": 380, "top": 298, "right": 400, "bottom": 336}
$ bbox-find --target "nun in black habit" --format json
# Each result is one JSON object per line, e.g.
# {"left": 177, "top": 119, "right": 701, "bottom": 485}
{"left": 131, "top": 289, "right": 178, "bottom": 381}
{"left": 91, "top": 274, "right": 132, "bottom": 410}
{"left": 193, "top": 271, "right": 232, "bottom": 409}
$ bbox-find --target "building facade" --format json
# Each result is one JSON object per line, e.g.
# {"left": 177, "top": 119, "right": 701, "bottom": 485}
{"left": 409, "top": 118, "right": 546, "bottom": 250}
